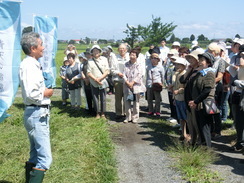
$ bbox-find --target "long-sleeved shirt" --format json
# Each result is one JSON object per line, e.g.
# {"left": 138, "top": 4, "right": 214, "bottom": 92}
{"left": 123, "top": 60, "right": 146, "bottom": 94}
{"left": 110, "top": 53, "right": 129, "bottom": 83}
{"left": 19, "top": 56, "right": 50, "bottom": 105}
{"left": 146, "top": 63, "right": 165, "bottom": 88}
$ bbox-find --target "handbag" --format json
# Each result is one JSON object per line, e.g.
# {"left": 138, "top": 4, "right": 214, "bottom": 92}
{"left": 152, "top": 83, "right": 163, "bottom": 92}
{"left": 151, "top": 70, "right": 162, "bottom": 92}
{"left": 203, "top": 98, "right": 220, "bottom": 114}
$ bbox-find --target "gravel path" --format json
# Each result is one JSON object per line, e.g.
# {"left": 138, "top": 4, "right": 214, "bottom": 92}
{"left": 107, "top": 91, "right": 184, "bottom": 183}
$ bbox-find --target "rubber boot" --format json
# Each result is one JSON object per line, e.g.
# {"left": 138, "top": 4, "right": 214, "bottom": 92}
{"left": 29, "top": 168, "right": 46, "bottom": 183}
{"left": 25, "top": 162, "right": 35, "bottom": 183}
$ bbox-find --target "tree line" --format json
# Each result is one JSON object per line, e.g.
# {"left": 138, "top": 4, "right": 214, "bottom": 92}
{"left": 22, "top": 16, "right": 241, "bottom": 48}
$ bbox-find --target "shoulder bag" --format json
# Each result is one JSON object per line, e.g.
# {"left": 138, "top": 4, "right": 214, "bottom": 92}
{"left": 203, "top": 98, "right": 220, "bottom": 114}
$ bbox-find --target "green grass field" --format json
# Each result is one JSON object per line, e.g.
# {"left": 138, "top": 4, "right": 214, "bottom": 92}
{"left": 0, "top": 97, "right": 117, "bottom": 183}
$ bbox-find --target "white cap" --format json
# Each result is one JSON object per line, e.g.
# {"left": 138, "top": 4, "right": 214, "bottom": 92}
{"left": 172, "top": 41, "right": 181, "bottom": 47}
{"left": 174, "top": 57, "right": 188, "bottom": 66}
{"left": 90, "top": 45, "right": 102, "bottom": 53}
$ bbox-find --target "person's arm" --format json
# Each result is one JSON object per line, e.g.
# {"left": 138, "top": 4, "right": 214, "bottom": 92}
{"left": 240, "top": 53, "right": 244, "bottom": 67}
{"left": 215, "top": 71, "right": 224, "bottom": 83}
{"left": 97, "top": 69, "right": 109, "bottom": 82}
{"left": 194, "top": 87, "right": 212, "bottom": 104}
{"left": 87, "top": 72, "right": 102, "bottom": 85}
{"left": 234, "top": 79, "right": 244, "bottom": 89}
{"left": 97, "top": 58, "right": 110, "bottom": 82}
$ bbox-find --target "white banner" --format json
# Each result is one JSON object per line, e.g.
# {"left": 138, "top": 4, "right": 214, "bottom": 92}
{"left": 34, "top": 15, "right": 58, "bottom": 88}
{"left": 0, "top": 1, "right": 21, "bottom": 122}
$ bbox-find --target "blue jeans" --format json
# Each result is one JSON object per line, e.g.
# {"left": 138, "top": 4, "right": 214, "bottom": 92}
{"left": 24, "top": 106, "right": 52, "bottom": 170}
{"left": 220, "top": 90, "right": 230, "bottom": 121}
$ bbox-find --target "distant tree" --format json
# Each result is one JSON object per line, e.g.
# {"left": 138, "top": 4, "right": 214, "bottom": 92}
{"left": 169, "top": 34, "right": 176, "bottom": 43}
{"left": 235, "top": 34, "right": 241, "bottom": 38}
{"left": 197, "top": 34, "right": 209, "bottom": 41}
{"left": 123, "top": 24, "right": 139, "bottom": 48}
{"left": 22, "top": 26, "right": 33, "bottom": 35}
{"left": 123, "top": 16, "right": 177, "bottom": 47}
{"left": 98, "top": 39, "right": 108, "bottom": 44}
{"left": 85, "top": 37, "right": 91, "bottom": 45}
{"left": 182, "top": 37, "right": 190, "bottom": 43}
{"left": 79, "top": 39, "right": 86, "bottom": 44}
{"left": 137, "top": 16, "right": 177, "bottom": 46}
{"left": 175, "top": 37, "right": 181, "bottom": 42}
{"left": 68, "top": 40, "right": 75, "bottom": 44}
{"left": 190, "top": 34, "right": 195, "bottom": 42}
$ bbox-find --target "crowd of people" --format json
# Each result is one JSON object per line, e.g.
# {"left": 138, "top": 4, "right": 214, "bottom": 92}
{"left": 61, "top": 39, "right": 244, "bottom": 150}
{"left": 19, "top": 32, "right": 244, "bottom": 182}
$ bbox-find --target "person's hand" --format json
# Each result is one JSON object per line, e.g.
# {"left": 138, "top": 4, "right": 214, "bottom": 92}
{"left": 94, "top": 78, "right": 102, "bottom": 85}
{"left": 118, "top": 72, "right": 123, "bottom": 78}
{"left": 44, "top": 88, "right": 53, "bottom": 98}
{"left": 127, "top": 81, "right": 134, "bottom": 89}
{"left": 173, "top": 90, "right": 179, "bottom": 95}
{"left": 188, "top": 100, "right": 197, "bottom": 109}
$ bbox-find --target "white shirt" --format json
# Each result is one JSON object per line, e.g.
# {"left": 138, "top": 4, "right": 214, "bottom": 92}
{"left": 87, "top": 56, "right": 109, "bottom": 87}
{"left": 159, "top": 46, "right": 169, "bottom": 62}
{"left": 111, "top": 53, "right": 130, "bottom": 82}
{"left": 137, "top": 53, "right": 146, "bottom": 76}
{"left": 108, "top": 52, "right": 117, "bottom": 68}
{"left": 19, "top": 56, "right": 50, "bottom": 105}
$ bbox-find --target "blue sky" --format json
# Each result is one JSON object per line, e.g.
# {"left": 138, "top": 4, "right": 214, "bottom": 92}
{"left": 21, "top": 0, "right": 244, "bottom": 41}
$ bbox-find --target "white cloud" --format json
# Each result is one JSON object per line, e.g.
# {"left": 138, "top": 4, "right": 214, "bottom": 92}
{"left": 179, "top": 23, "right": 211, "bottom": 30}
{"left": 174, "top": 22, "right": 244, "bottom": 39}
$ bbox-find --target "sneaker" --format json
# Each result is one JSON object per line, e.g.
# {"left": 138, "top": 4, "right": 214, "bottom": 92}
{"left": 101, "top": 114, "right": 106, "bottom": 119}
{"left": 166, "top": 117, "right": 172, "bottom": 121}
{"left": 62, "top": 102, "right": 67, "bottom": 106}
{"left": 155, "top": 112, "right": 161, "bottom": 117}
{"left": 148, "top": 112, "right": 154, "bottom": 116}
{"left": 231, "top": 143, "right": 243, "bottom": 152}
{"left": 132, "top": 120, "right": 138, "bottom": 124}
{"left": 123, "top": 119, "right": 129, "bottom": 123}
{"left": 95, "top": 114, "right": 100, "bottom": 119}
{"left": 168, "top": 118, "right": 177, "bottom": 123}
{"left": 107, "top": 92, "right": 113, "bottom": 95}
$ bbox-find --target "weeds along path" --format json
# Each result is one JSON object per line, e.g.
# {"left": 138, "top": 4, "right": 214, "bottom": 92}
{"left": 107, "top": 90, "right": 184, "bottom": 183}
